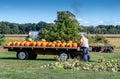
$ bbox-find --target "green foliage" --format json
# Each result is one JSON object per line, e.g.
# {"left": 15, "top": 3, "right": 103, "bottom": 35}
{"left": 87, "top": 35, "right": 109, "bottom": 44}
{"left": 38, "top": 28, "right": 49, "bottom": 40}
{"left": 0, "top": 21, "right": 52, "bottom": 34}
{"left": 0, "top": 34, "right": 5, "bottom": 45}
{"left": 1, "top": 20, "right": 120, "bottom": 34}
{"left": 38, "top": 11, "right": 79, "bottom": 42}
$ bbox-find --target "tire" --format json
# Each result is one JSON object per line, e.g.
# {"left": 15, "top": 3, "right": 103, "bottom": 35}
{"left": 17, "top": 51, "right": 29, "bottom": 60}
{"left": 59, "top": 52, "right": 70, "bottom": 61}
{"left": 108, "top": 48, "right": 113, "bottom": 53}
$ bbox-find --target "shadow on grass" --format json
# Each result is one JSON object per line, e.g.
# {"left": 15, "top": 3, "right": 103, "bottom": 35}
{"left": 0, "top": 57, "right": 56, "bottom": 61}
{"left": 36, "top": 58, "right": 56, "bottom": 61}
{"left": 0, "top": 57, "right": 97, "bottom": 62}
{"left": 0, "top": 57, "right": 17, "bottom": 60}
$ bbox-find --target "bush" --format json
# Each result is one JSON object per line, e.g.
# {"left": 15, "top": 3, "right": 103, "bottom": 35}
{"left": 0, "top": 34, "right": 5, "bottom": 45}
{"left": 87, "top": 35, "right": 109, "bottom": 44}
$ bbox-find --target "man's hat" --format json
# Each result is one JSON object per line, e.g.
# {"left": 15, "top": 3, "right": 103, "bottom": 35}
{"left": 80, "top": 33, "right": 84, "bottom": 37}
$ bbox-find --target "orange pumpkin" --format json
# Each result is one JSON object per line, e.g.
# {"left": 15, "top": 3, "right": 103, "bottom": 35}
{"left": 47, "top": 42, "right": 52, "bottom": 47}
{"left": 11, "top": 42, "right": 16, "bottom": 46}
{"left": 61, "top": 43, "right": 66, "bottom": 47}
{"left": 66, "top": 43, "right": 72, "bottom": 47}
{"left": 28, "top": 38, "right": 33, "bottom": 42}
{"left": 24, "top": 42, "right": 31, "bottom": 46}
{"left": 41, "top": 42, "right": 47, "bottom": 47}
{"left": 72, "top": 43, "right": 78, "bottom": 48}
{"left": 56, "top": 40, "right": 61, "bottom": 43}
{"left": 7, "top": 42, "right": 12, "bottom": 46}
{"left": 31, "top": 41, "right": 37, "bottom": 46}
{"left": 20, "top": 41, "right": 26, "bottom": 46}
{"left": 15, "top": 42, "right": 21, "bottom": 46}
{"left": 55, "top": 43, "right": 61, "bottom": 47}
{"left": 36, "top": 42, "right": 42, "bottom": 46}
{"left": 41, "top": 39, "right": 46, "bottom": 42}
{"left": 53, "top": 41, "right": 57, "bottom": 44}
{"left": 51, "top": 43, "right": 55, "bottom": 47}
{"left": 68, "top": 40, "right": 73, "bottom": 43}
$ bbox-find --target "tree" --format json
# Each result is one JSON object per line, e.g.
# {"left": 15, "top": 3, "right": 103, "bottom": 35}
{"left": 38, "top": 11, "right": 80, "bottom": 42}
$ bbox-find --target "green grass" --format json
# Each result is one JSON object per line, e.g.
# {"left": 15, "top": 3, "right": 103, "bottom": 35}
{"left": 0, "top": 50, "right": 120, "bottom": 79}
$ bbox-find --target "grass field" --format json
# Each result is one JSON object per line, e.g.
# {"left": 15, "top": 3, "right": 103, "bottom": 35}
{"left": 0, "top": 49, "right": 120, "bottom": 79}
{"left": 106, "top": 38, "right": 120, "bottom": 48}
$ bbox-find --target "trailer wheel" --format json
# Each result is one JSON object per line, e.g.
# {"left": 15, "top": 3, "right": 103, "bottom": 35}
{"left": 58, "top": 52, "right": 70, "bottom": 61}
{"left": 17, "top": 51, "right": 29, "bottom": 60}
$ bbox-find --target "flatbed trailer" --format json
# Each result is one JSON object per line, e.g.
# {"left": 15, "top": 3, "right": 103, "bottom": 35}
{"left": 89, "top": 44, "right": 115, "bottom": 53}
{"left": 3, "top": 45, "right": 82, "bottom": 61}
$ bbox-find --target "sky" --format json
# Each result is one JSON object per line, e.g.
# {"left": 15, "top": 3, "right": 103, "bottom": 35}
{"left": 0, "top": 0, "right": 120, "bottom": 26}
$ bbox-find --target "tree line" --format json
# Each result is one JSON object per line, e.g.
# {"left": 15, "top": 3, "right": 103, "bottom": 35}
{"left": 79, "top": 25, "right": 120, "bottom": 34}
{"left": 0, "top": 21, "right": 120, "bottom": 34}
{"left": 0, "top": 21, "right": 52, "bottom": 34}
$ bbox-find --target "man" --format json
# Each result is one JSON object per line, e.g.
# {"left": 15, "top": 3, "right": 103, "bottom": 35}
{"left": 25, "top": 32, "right": 33, "bottom": 41}
{"left": 80, "top": 34, "right": 89, "bottom": 62}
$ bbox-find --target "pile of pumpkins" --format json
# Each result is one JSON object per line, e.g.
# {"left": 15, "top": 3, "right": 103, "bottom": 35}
{"left": 7, "top": 39, "right": 79, "bottom": 48}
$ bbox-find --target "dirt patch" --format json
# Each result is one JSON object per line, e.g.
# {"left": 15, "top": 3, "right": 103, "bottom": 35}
{"left": 0, "top": 46, "right": 8, "bottom": 52}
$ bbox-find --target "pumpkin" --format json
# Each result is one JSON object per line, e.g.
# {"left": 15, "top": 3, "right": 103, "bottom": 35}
{"left": 15, "top": 42, "right": 21, "bottom": 46}
{"left": 47, "top": 42, "right": 52, "bottom": 47}
{"left": 56, "top": 40, "right": 61, "bottom": 43}
{"left": 68, "top": 40, "right": 73, "bottom": 43}
{"left": 41, "top": 39, "right": 46, "bottom": 42}
{"left": 11, "top": 42, "right": 16, "bottom": 46}
{"left": 41, "top": 42, "right": 47, "bottom": 47}
{"left": 36, "top": 42, "right": 42, "bottom": 46}
{"left": 66, "top": 43, "right": 72, "bottom": 47}
{"left": 51, "top": 43, "right": 55, "bottom": 47}
{"left": 72, "top": 43, "right": 78, "bottom": 48}
{"left": 31, "top": 41, "right": 37, "bottom": 46}
{"left": 53, "top": 41, "right": 57, "bottom": 44}
{"left": 55, "top": 43, "right": 61, "bottom": 47}
{"left": 7, "top": 42, "right": 12, "bottom": 46}
{"left": 24, "top": 42, "right": 31, "bottom": 46}
{"left": 20, "top": 41, "right": 26, "bottom": 46}
{"left": 61, "top": 43, "right": 66, "bottom": 47}
{"left": 28, "top": 38, "right": 33, "bottom": 42}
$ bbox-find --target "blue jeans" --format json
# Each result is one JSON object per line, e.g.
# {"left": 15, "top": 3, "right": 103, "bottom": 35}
{"left": 82, "top": 47, "right": 89, "bottom": 62}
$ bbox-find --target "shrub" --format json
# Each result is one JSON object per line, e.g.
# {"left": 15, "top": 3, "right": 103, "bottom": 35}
{"left": 87, "top": 35, "right": 109, "bottom": 44}
{"left": 0, "top": 34, "right": 5, "bottom": 45}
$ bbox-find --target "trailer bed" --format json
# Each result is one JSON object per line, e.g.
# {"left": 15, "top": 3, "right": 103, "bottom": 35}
{"left": 4, "top": 45, "right": 80, "bottom": 51}
{"left": 3, "top": 45, "right": 82, "bottom": 60}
